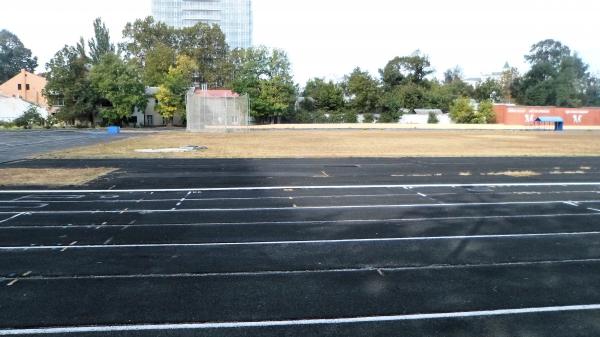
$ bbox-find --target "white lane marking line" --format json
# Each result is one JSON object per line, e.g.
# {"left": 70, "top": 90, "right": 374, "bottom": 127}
{"left": 0, "top": 212, "right": 26, "bottom": 224}
{"left": 1, "top": 182, "right": 600, "bottom": 193}
{"left": 2, "top": 212, "right": 599, "bottom": 230}
{"left": 175, "top": 191, "right": 192, "bottom": 207}
{"left": 0, "top": 204, "right": 48, "bottom": 209}
{"left": 10, "top": 195, "right": 32, "bottom": 201}
{"left": 3, "top": 304, "right": 600, "bottom": 335}
{"left": 3, "top": 231, "right": 600, "bottom": 250}
{"left": 588, "top": 208, "right": 600, "bottom": 212}
{"left": 417, "top": 193, "right": 428, "bottom": 197}
{"left": 0, "top": 194, "right": 446, "bottom": 203}
{"left": 5, "top": 279, "right": 18, "bottom": 286}
{"left": 1, "top": 200, "right": 599, "bottom": 215}
{"left": 321, "top": 171, "right": 330, "bottom": 177}
{"left": 564, "top": 201, "right": 580, "bottom": 207}
{"left": 4, "top": 258, "right": 600, "bottom": 282}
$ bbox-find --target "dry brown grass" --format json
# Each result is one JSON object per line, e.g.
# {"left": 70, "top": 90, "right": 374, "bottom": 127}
{"left": 0, "top": 168, "right": 117, "bottom": 186}
{"left": 41, "top": 130, "right": 600, "bottom": 159}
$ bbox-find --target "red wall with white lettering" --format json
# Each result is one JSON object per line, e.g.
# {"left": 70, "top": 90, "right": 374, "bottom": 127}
{"left": 494, "top": 105, "right": 600, "bottom": 126}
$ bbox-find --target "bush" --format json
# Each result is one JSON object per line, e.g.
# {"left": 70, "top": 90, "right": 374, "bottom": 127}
{"left": 449, "top": 97, "right": 475, "bottom": 123}
{"left": 363, "top": 113, "right": 375, "bottom": 123}
{"left": 0, "top": 120, "right": 16, "bottom": 128}
{"left": 379, "top": 110, "right": 401, "bottom": 123}
{"left": 44, "top": 114, "right": 58, "bottom": 129}
{"left": 428, "top": 112, "right": 439, "bottom": 124}
{"left": 477, "top": 100, "right": 496, "bottom": 124}
{"left": 14, "top": 106, "right": 44, "bottom": 128}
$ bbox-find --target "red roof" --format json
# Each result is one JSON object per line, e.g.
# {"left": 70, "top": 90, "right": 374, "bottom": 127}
{"left": 194, "top": 89, "right": 239, "bottom": 98}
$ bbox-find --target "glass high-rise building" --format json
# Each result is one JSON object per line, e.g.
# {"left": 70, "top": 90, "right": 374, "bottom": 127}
{"left": 152, "top": 0, "right": 253, "bottom": 49}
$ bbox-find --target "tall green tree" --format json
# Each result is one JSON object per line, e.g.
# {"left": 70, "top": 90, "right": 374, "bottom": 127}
{"left": 122, "top": 17, "right": 230, "bottom": 88}
{"left": 231, "top": 46, "right": 297, "bottom": 123}
{"left": 379, "top": 51, "right": 434, "bottom": 88}
{"left": 513, "top": 39, "right": 594, "bottom": 107}
{"left": 302, "top": 78, "right": 345, "bottom": 111}
{"left": 156, "top": 55, "right": 198, "bottom": 124}
{"left": 500, "top": 63, "right": 520, "bottom": 104}
{"left": 178, "top": 23, "right": 230, "bottom": 87}
{"left": 143, "top": 43, "right": 177, "bottom": 86}
{"left": 90, "top": 54, "right": 146, "bottom": 124}
{"left": 443, "top": 66, "right": 464, "bottom": 84}
{"left": 121, "top": 17, "right": 177, "bottom": 61}
{"left": 0, "top": 29, "right": 38, "bottom": 82}
{"left": 88, "top": 18, "right": 116, "bottom": 64}
{"left": 474, "top": 78, "right": 502, "bottom": 102}
{"left": 44, "top": 40, "right": 99, "bottom": 124}
{"left": 344, "top": 67, "right": 381, "bottom": 115}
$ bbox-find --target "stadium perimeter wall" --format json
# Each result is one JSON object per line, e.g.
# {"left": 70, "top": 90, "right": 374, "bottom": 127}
{"left": 494, "top": 104, "right": 600, "bottom": 126}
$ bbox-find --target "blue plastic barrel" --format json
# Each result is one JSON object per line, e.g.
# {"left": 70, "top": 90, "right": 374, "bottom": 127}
{"left": 107, "top": 126, "right": 121, "bottom": 134}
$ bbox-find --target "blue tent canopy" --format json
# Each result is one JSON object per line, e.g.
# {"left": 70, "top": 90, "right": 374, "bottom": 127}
{"left": 535, "top": 117, "right": 564, "bottom": 123}
{"left": 535, "top": 116, "right": 564, "bottom": 131}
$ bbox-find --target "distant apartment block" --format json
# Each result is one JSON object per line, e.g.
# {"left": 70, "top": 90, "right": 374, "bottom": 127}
{"left": 0, "top": 69, "right": 49, "bottom": 109}
{"left": 152, "top": 0, "right": 253, "bottom": 49}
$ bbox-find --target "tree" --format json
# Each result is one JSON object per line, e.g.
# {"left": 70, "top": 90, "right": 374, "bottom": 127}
{"left": 88, "top": 18, "right": 116, "bottom": 64}
{"left": 514, "top": 39, "right": 594, "bottom": 107}
{"left": 122, "top": 17, "right": 230, "bottom": 88}
{"left": 0, "top": 30, "right": 38, "bottom": 82}
{"left": 178, "top": 23, "right": 230, "bottom": 87}
{"left": 444, "top": 66, "right": 464, "bottom": 84}
{"left": 142, "top": 43, "right": 176, "bottom": 86}
{"left": 499, "top": 63, "right": 519, "bottom": 103}
{"left": 474, "top": 78, "right": 502, "bottom": 102}
{"left": 379, "top": 52, "right": 434, "bottom": 88}
{"left": 121, "top": 17, "right": 177, "bottom": 61}
{"left": 90, "top": 54, "right": 146, "bottom": 124}
{"left": 44, "top": 40, "right": 100, "bottom": 124}
{"left": 525, "top": 39, "right": 571, "bottom": 68}
{"left": 156, "top": 55, "right": 198, "bottom": 124}
{"left": 231, "top": 46, "right": 296, "bottom": 123}
{"left": 302, "top": 78, "right": 345, "bottom": 111}
{"left": 344, "top": 67, "right": 381, "bottom": 115}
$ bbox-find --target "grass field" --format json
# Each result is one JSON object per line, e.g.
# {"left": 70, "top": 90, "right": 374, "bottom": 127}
{"left": 40, "top": 129, "right": 600, "bottom": 159}
{"left": 0, "top": 168, "right": 116, "bottom": 186}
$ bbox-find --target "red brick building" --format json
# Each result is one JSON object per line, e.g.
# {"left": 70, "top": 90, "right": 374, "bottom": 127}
{"left": 494, "top": 104, "right": 600, "bottom": 126}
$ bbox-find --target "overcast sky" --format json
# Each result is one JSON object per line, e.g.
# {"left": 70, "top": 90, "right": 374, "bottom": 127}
{"left": 2, "top": 0, "right": 599, "bottom": 84}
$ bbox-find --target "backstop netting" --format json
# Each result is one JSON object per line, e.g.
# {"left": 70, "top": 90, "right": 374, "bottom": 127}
{"left": 186, "top": 93, "right": 250, "bottom": 132}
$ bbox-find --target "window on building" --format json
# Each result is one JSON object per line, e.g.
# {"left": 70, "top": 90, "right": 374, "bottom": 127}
{"left": 26, "top": 84, "right": 30, "bottom": 90}
{"left": 17, "top": 84, "right": 22, "bottom": 90}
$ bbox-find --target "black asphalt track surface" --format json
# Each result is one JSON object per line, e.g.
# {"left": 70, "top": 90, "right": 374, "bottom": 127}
{"left": 1, "top": 157, "right": 600, "bottom": 336}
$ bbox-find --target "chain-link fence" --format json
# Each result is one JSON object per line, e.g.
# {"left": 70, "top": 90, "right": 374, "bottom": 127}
{"left": 186, "top": 91, "right": 250, "bottom": 132}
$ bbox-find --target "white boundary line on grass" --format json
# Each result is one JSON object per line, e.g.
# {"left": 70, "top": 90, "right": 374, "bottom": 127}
{"left": 1, "top": 304, "right": 600, "bottom": 335}
{"left": 0, "top": 182, "right": 600, "bottom": 194}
